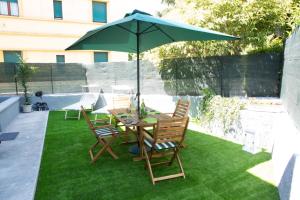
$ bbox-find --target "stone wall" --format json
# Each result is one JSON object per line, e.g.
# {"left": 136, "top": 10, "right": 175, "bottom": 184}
{"left": 83, "top": 54, "right": 282, "bottom": 97}
{"left": 281, "top": 26, "right": 300, "bottom": 130}
{"left": 0, "top": 97, "right": 20, "bottom": 131}
{"left": 84, "top": 60, "right": 167, "bottom": 95}
{"left": 1, "top": 53, "right": 282, "bottom": 97}
{"left": 274, "top": 26, "right": 300, "bottom": 200}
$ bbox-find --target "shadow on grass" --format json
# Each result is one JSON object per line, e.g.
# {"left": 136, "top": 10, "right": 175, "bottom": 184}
{"left": 35, "top": 111, "right": 279, "bottom": 200}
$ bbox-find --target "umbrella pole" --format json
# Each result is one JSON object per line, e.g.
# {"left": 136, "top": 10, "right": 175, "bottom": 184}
{"left": 136, "top": 21, "right": 140, "bottom": 117}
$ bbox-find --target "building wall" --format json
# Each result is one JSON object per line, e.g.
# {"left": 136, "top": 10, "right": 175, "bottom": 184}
{"left": 0, "top": 0, "right": 127, "bottom": 63}
{"left": 281, "top": 26, "right": 300, "bottom": 129}
{"left": 20, "top": 0, "right": 107, "bottom": 22}
{"left": 0, "top": 51, "right": 3, "bottom": 61}
{"left": 273, "top": 26, "right": 300, "bottom": 200}
{"left": 22, "top": 51, "right": 93, "bottom": 63}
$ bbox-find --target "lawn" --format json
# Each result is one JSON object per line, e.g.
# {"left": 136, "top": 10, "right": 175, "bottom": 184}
{"left": 35, "top": 111, "right": 279, "bottom": 200}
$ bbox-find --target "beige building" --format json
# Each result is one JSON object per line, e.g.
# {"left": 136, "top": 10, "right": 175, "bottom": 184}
{"left": 0, "top": 0, "right": 127, "bottom": 63}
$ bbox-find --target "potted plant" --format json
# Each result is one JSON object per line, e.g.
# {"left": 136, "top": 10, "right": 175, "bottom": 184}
{"left": 15, "top": 58, "right": 36, "bottom": 113}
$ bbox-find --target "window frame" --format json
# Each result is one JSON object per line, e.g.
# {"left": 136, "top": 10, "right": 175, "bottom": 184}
{"left": 3, "top": 51, "right": 22, "bottom": 63}
{"left": 53, "top": 0, "right": 63, "bottom": 19}
{"left": 92, "top": 1, "right": 107, "bottom": 23}
{"left": 94, "top": 52, "right": 108, "bottom": 63}
{"left": 56, "top": 55, "right": 65, "bottom": 63}
{"left": 0, "top": 0, "right": 19, "bottom": 17}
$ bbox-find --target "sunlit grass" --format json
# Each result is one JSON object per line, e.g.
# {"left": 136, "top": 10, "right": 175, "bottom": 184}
{"left": 35, "top": 111, "right": 279, "bottom": 200}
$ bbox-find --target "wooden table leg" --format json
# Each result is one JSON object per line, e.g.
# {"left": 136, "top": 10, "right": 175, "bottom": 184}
{"left": 132, "top": 126, "right": 145, "bottom": 161}
{"left": 121, "top": 126, "right": 138, "bottom": 144}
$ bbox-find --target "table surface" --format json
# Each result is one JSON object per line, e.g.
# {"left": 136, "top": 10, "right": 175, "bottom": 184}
{"left": 108, "top": 108, "right": 171, "bottom": 127}
{"left": 108, "top": 108, "right": 172, "bottom": 161}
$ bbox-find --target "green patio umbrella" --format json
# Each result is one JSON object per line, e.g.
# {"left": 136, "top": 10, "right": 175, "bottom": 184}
{"left": 66, "top": 10, "right": 239, "bottom": 115}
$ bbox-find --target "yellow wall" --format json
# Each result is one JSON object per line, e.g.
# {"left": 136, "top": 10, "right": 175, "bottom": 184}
{"left": 19, "top": 0, "right": 109, "bottom": 22}
{"left": 0, "top": 48, "right": 127, "bottom": 63}
{"left": 0, "top": 0, "right": 128, "bottom": 63}
{"left": 22, "top": 51, "right": 93, "bottom": 63}
{"left": 109, "top": 52, "right": 128, "bottom": 62}
{"left": 0, "top": 51, "right": 3, "bottom": 62}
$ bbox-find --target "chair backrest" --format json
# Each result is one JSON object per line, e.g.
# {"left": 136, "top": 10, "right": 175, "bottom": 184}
{"left": 112, "top": 95, "right": 130, "bottom": 109}
{"left": 81, "top": 106, "right": 96, "bottom": 136}
{"left": 153, "top": 117, "right": 189, "bottom": 146}
{"left": 173, "top": 99, "right": 190, "bottom": 118}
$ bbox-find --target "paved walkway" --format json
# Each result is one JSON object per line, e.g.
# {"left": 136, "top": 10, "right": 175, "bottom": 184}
{"left": 0, "top": 111, "right": 49, "bottom": 200}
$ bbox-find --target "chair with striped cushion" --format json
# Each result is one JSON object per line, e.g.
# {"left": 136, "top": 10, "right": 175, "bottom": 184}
{"left": 142, "top": 117, "right": 189, "bottom": 184}
{"left": 172, "top": 99, "right": 190, "bottom": 118}
{"left": 143, "top": 99, "right": 190, "bottom": 145}
{"left": 172, "top": 99, "right": 190, "bottom": 148}
{"left": 81, "top": 106, "right": 119, "bottom": 163}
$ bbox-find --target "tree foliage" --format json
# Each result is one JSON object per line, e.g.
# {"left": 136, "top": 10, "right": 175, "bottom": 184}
{"left": 15, "top": 58, "right": 37, "bottom": 104}
{"left": 158, "top": 0, "right": 300, "bottom": 58}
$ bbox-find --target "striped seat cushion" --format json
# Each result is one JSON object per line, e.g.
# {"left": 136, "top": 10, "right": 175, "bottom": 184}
{"left": 95, "top": 127, "right": 119, "bottom": 136}
{"left": 144, "top": 138, "right": 177, "bottom": 150}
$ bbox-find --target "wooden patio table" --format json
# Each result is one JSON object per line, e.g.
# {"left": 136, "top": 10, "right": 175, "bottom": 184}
{"left": 108, "top": 108, "right": 172, "bottom": 161}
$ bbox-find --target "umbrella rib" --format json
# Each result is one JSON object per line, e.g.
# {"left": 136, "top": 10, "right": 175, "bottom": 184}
{"left": 142, "top": 29, "right": 160, "bottom": 35}
{"left": 140, "top": 23, "right": 156, "bottom": 34}
{"left": 116, "top": 25, "right": 136, "bottom": 35}
{"left": 153, "top": 24, "right": 175, "bottom": 42}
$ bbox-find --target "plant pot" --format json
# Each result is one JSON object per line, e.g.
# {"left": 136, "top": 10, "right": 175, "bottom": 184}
{"left": 22, "top": 104, "right": 32, "bottom": 113}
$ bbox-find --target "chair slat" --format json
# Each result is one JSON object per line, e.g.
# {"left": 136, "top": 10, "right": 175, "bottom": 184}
{"left": 172, "top": 99, "right": 190, "bottom": 118}
{"left": 113, "top": 95, "right": 130, "bottom": 109}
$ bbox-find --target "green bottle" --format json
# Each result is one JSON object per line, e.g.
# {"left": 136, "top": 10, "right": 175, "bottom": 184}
{"left": 141, "top": 99, "right": 146, "bottom": 118}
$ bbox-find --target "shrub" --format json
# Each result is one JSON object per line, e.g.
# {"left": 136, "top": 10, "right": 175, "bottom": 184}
{"left": 199, "top": 92, "right": 245, "bottom": 135}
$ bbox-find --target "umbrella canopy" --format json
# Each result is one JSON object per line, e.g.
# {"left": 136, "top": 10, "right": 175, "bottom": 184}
{"left": 67, "top": 10, "right": 239, "bottom": 115}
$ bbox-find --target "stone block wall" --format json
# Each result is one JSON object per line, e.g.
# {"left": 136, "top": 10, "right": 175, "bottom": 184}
{"left": 281, "top": 26, "right": 300, "bottom": 130}
{"left": 84, "top": 60, "right": 167, "bottom": 95}
{"left": 275, "top": 26, "right": 300, "bottom": 200}
{"left": 0, "top": 97, "right": 20, "bottom": 131}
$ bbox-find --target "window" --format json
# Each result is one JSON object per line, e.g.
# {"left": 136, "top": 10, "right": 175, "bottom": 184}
{"left": 3, "top": 51, "right": 21, "bottom": 63}
{"left": 53, "top": 0, "right": 62, "bottom": 19}
{"left": 56, "top": 55, "right": 65, "bottom": 63}
{"left": 92, "top": 1, "right": 107, "bottom": 23}
{"left": 0, "top": 0, "right": 19, "bottom": 16}
{"left": 94, "top": 52, "right": 108, "bottom": 62}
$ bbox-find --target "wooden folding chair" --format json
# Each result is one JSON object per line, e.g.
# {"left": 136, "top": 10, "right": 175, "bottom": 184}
{"left": 111, "top": 95, "right": 131, "bottom": 124}
{"left": 172, "top": 99, "right": 190, "bottom": 148}
{"left": 172, "top": 99, "right": 190, "bottom": 118}
{"left": 81, "top": 106, "right": 119, "bottom": 163}
{"left": 142, "top": 117, "right": 189, "bottom": 184}
{"left": 144, "top": 99, "right": 190, "bottom": 138}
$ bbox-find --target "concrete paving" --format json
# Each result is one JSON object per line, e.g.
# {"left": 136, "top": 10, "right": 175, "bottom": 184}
{"left": 0, "top": 111, "right": 49, "bottom": 200}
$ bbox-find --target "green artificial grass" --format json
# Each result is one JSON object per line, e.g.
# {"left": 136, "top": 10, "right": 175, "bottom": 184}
{"left": 35, "top": 111, "right": 279, "bottom": 200}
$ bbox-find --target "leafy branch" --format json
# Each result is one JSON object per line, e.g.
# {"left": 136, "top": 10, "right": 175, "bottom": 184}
{"left": 15, "top": 57, "right": 37, "bottom": 105}
{"left": 199, "top": 91, "right": 245, "bottom": 135}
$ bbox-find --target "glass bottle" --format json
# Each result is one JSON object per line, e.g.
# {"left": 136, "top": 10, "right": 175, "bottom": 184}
{"left": 141, "top": 99, "right": 146, "bottom": 118}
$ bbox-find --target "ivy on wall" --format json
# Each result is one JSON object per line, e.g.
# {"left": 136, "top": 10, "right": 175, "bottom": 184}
{"left": 199, "top": 89, "right": 245, "bottom": 135}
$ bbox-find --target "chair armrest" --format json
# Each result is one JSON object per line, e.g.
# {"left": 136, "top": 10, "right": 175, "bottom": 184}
{"left": 162, "top": 112, "right": 174, "bottom": 116}
{"left": 142, "top": 126, "right": 154, "bottom": 136}
{"left": 142, "top": 130, "right": 154, "bottom": 142}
